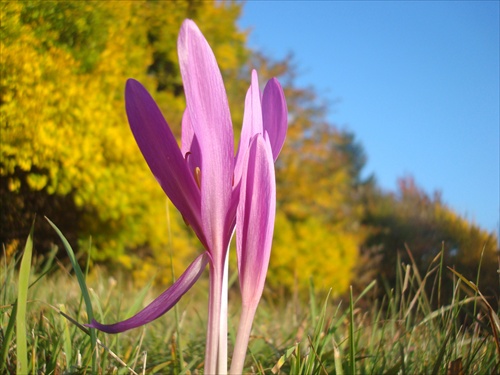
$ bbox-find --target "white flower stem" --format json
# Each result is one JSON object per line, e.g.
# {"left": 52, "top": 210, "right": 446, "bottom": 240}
{"left": 229, "top": 302, "right": 258, "bottom": 374}
{"left": 204, "top": 264, "right": 221, "bottom": 374}
{"left": 218, "top": 250, "right": 229, "bottom": 374}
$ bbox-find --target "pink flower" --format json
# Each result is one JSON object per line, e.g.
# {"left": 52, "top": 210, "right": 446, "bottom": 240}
{"left": 88, "top": 19, "right": 287, "bottom": 374}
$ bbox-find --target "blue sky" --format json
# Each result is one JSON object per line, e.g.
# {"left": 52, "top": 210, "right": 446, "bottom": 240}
{"left": 238, "top": 1, "right": 499, "bottom": 233}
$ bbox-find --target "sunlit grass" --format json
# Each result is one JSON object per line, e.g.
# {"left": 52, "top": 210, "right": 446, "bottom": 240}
{"left": 1, "top": 226, "right": 498, "bottom": 374}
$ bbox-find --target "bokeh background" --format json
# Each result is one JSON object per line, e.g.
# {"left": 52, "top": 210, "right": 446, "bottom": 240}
{"left": 239, "top": 1, "right": 500, "bottom": 233}
{"left": 1, "top": 1, "right": 498, "bottom": 302}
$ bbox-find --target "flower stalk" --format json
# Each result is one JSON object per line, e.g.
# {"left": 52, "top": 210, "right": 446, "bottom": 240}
{"left": 219, "top": 248, "right": 230, "bottom": 373}
{"left": 230, "top": 302, "right": 258, "bottom": 374}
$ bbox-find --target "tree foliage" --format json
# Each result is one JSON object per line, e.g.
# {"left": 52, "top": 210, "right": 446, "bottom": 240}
{"left": 362, "top": 176, "right": 498, "bottom": 301}
{"left": 247, "top": 55, "right": 368, "bottom": 295}
{"left": 1, "top": 1, "right": 496, "bottom": 298}
{"left": 1, "top": 1, "right": 257, "bottom": 286}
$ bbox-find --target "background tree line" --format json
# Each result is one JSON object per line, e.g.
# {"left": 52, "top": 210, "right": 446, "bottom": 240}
{"left": 1, "top": 1, "right": 497, "bottom": 302}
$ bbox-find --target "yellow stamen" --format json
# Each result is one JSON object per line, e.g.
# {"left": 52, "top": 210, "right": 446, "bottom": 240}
{"left": 194, "top": 167, "right": 202, "bottom": 189}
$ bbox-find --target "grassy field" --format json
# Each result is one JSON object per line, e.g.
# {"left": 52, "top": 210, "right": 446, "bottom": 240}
{"left": 1, "top": 227, "right": 499, "bottom": 374}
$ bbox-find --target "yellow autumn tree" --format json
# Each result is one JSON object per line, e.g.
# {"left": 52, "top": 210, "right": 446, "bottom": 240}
{"left": 3, "top": 1, "right": 371, "bottom": 295}
{"left": 0, "top": 1, "right": 249, "bottom": 285}
{"left": 247, "top": 54, "right": 368, "bottom": 295}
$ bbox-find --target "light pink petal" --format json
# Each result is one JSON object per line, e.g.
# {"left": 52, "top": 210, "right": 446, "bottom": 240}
{"left": 262, "top": 78, "right": 288, "bottom": 161}
{"left": 125, "top": 79, "right": 205, "bottom": 245}
{"left": 180, "top": 108, "right": 195, "bottom": 158}
{"left": 178, "top": 19, "right": 234, "bottom": 261}
{"left": 87, "top": 252, "right": 209, "bottom": 333}
{"left": 237, "top": 135, "right": 276, "bottom": 304}
{"left": 235, "top": 70, "right": 263, "bottom": 185}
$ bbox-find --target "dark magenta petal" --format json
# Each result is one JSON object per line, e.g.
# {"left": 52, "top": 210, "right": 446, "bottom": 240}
{"left": 87, "top": 252, "right": 209, "bottom": 333}
{"left": 125, "top": 79, "right": 205, "bottom": 245}
{"left": 262, "top": 78, "right": 288, "bottom": 161}
{"left": 181, "top": 109, "right": 202, "bottom": 177}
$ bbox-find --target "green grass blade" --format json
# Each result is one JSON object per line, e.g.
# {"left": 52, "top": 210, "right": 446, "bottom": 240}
{"left": 473, "top": 246, "right": 485, "bottom": 317}
{"left": 167, "top": 201, "right": 183, "bottom": 373}
{"left": 126, "top": 280, "right": 153, "bottom": 318}
{"left": 272, "top": 344, "right": 296, "bottom": 374}
{"left": 355, "top": 279, "right": 377, "bottom": 303}
{"left": 437, "top": 245, "right": 444, "bottom": 307}
{"left": 307, "top": 288, "right": 332, "bottom": 374}
{"left": 307, "top": 335, "right": 328, "bottom": 375}
{"left": 430, "top": 328, "right": 452, "bottom": 375}
{"left": 45, "top": 217, "right": 97, "bottom": 373}
{"left": 1, "top": 301, "right": 17, "bottom": 372}
{"left": 332, "top": 338, "right": 344, "bottom": 375}
{"left": 59, "top": 304, "right": 73, "bottom": 366}
{"left": 348, "top": 285, "right": 356, "bottom": 375}
{"left": 16, "top": 222, "right": 34, "bottom": 374}
{"left": 309, "top": 277, "right": 317, "bottom": 325}
{"left": 39, "top": 244, "right": 59, "bottom": 276}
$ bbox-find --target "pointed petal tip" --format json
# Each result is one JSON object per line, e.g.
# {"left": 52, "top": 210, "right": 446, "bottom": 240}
{"left": 85, "top": 318, "right": 134, "bottom": 334}
{"left": 251, "top": 69, "right": 259, "bottom": 81}
{"left": 181, "top": 18, "right": 196, "bottom": 29}
{"left": 126, "top": 77, "right": 139, "bottom": 85}
{"left": 179, "top": 19, "right": 202, "bottom": 44}
{"left": 84, "top": 253, "right": 209, "bottom": 334}
{"left": 85, "top": 319, "right": 118, "bottom": 334}
{"left": 262, "top": 77, "right": 288, "bottom": 161}
{"left": 177, "top": 20, "right": 235, "bottom": 249}
{"left": 125, "top": 78, "right": 146, "bottom": 96}
{"left": 125, "top": 79, "right": 150, "bottom": 106}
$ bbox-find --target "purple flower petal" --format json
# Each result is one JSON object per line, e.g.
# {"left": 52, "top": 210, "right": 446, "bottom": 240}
{"left": 237, "top": 135, "right": 276, "bottom": 304}
{"left": 235, "top": 70, "right": 263, "bottom": 185}
{"left": 88, "top": 252, "right": 209, "bottom": 333}
{"left": 125, "top": 79, "right": 206, "bottom": 246}
{"left": 262, "top": 78, "right": 288, "bottom": 161}
{"left": 178, "top": 19, "right": 234, "bottom": 263}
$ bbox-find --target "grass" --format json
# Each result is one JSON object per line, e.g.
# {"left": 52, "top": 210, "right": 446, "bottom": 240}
{"left": 1, "top": 226, "right": 499, "bottom": 374}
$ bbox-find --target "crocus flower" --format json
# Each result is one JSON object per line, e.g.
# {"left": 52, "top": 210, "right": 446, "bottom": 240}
{"left": 88, "top": 19, "right": 287, "bottom": 374}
